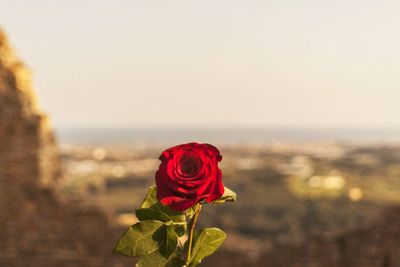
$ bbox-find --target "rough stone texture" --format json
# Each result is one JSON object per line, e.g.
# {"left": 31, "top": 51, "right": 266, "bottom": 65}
{"left": 0, "top": 29, "right": 130, "bottom": 267}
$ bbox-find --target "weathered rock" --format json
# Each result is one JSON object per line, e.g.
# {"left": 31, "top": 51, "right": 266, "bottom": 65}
{"left": 0, "top": 29, "right": 130, "bottom": 267}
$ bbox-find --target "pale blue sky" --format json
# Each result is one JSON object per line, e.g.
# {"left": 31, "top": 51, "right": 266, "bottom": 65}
{"left": 1, "top": 0, "right": 400, "bottom": 129}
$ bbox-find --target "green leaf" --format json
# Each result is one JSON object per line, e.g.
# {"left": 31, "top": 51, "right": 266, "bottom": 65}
{"left": 167, "top": 255, "right": 186, "bottom": 267}
{"left": 185, "top": 206, "right": 196, "bottom": 219}
{"left": 113, "top": 220, "right": 164, "bottom": 257}
{"left": 174, "top": 224, "right": 186, "bottom": 237}
{"left": 184, "top": 203, "right": 201, "bottom": 219}
{"left": 187, "top": 228, "right": 227, "bottom": 267}
{"left": 140, "top": 186, "right": 159, "bottom": 208}
{"left": 136, "top": 208, "right": 171, "bottom": 222}
{"left": 136, "top": 250, "right": 167, "bottom": 267}
{"left": 137, "top": 186, "right": 186, "bottom": 223}
{"left": 212, "top": 186, "right": 237, "bottom": 204}
{"left": 136, "top": 250, "right": 185, "bottom": 267}
{"left": 160, "top": 224, "right": 178, "bottom": 257}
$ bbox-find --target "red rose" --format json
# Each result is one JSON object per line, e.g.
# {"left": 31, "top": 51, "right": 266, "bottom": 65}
{"left": 155, "top": 142, "right": 224, "bottom": 211}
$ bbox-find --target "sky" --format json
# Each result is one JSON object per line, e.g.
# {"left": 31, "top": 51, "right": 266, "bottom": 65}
{"left": 1, "top": 0, "right": 400, "bottom": 129}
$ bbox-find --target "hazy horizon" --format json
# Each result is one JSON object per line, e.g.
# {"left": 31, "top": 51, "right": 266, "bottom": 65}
{"left": 56, "top": 126, "right": 400, "bottom": 145}
{"left": 1, "top": 0, "right": 400, "bottom": 129}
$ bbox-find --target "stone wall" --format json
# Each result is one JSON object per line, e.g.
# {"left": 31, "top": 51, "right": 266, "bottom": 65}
{"left": 0, "top": 29, "right": 130, "bottom": 267}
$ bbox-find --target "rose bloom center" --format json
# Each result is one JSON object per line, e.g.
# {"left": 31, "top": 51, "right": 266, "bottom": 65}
{"left": 181, "top": 156, "right": 200, "bottom": 176}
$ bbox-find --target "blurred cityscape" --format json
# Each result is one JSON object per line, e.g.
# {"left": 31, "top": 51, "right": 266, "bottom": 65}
{"left": 59, "top": 140, "right": 400, "bottom": 262}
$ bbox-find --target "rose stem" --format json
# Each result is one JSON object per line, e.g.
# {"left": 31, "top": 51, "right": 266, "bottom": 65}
{"left": 186, "top": 204, "right": 202, "bottom": 264}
